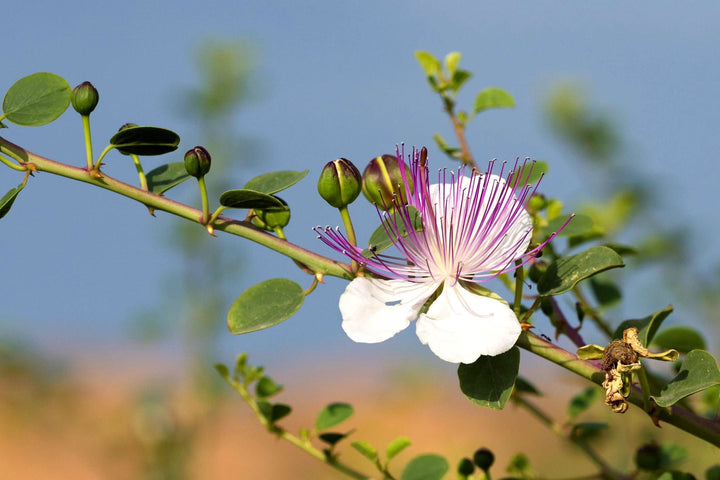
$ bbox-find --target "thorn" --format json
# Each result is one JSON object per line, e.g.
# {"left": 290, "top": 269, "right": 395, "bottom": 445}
{"left": 206, "top": 224, "right": 216, "bottom": 237}
{"left": 24, "top": 163, "right": 38, "bottom": 173}
{"left": 520, "top": 322, "right": 534, "bottom": 331}
{"left": 146, "top": 207, "right": 156, "bottom": 217}
{"left": 316, "top": 272, "right": 325, "bottom": 284}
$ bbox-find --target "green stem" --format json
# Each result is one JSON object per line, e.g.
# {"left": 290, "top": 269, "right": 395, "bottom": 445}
{"left": 93, "top": 144, "right": 114, "bottom": 170}
{"left": 0, "top": 136, "right": 352, "bottom": 280}
{"left": 572, "top": 286, "right": 613, "bottom": 338}
{"left": 636, "top": 363, "right": 653, "bottom": 413}
{"left": 0, "top": 153, "right": 26, "bottom": 171}
{"left": 513, "top": 260, "right": 523, "bottom": 318}
{"left": 516, "top": 331, "right": 720, "bottom": 448}
{"left": 197, "top": 176, "right": 210, "bottom": 224}
{"left": 441, "top": 94, "right": 476, "bottom": 169}
{"left": 81, "top": 115, "right": 94, "bottom": 170}
{"left": 339, "top": 205, "right": 358, "bottom": 272}
{"left": 130, "top": 154, "right": 148, "bottom": 190}
{"left": 208, "top": 205, "right": 227, "bottom": 225}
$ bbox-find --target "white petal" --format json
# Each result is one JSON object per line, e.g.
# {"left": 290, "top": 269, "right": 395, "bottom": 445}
{"left": 339, "top": 277, "right": 438, "bottom": 343}
{"left": 415, "top": 283, "right": 521, "bottom": 363}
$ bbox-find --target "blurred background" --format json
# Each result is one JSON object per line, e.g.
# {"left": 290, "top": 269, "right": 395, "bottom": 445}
{"left": 1, "top": 1, "right": 719, "bottom": 478}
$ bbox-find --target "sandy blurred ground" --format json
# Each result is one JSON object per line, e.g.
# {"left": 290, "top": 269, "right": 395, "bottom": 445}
{"left": 1, "top": 346, "right": 717, "bottom": 480}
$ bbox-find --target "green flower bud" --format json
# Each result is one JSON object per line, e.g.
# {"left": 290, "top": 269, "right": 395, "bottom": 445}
{"left": 184, "top": 146, "right": 212, "bottom": 178}
{"left": 71, "top": 81, "right": 99, "bottom": 116}
{"left": 361, "top": 154, "right": 413, "bottom": 210}
{"left": 252, "top": 198, "right": 291, "bottom": 230}
{"left": 472, "top": 448, "right": 495, "bottom": 471}
{"left": 526, "top": 193, "right": 546, "bottom": 214}
{"left": 457, "top": 457, "right": 475, "bottom": 476}
{"left": 634, "top": 443, "right": 662, "bottom": 471}
{"left": 317, "top": 158, "right": 362, "bottom": 208}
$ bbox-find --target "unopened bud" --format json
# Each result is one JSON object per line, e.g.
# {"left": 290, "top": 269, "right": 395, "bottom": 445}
{"left": 457, "top": 458, "right": 475, "bottom": 476}
{"left": 71, "top": 81, "right": 99, "bottom": 116}
{"left": 252, "top": 199, "right": 291, "bottom": 230}
{"left": 317, "top": 158, "right": 362, "bottom": 208}
{"left": 361, "top": 154, "right": 412, "bottom": 210}
{"left": 184, "top": 146, "right": 212, "bottom": 178}
{"left": 634, "top": 443, "right": 662, "bottom": 471}
{"left": 472, "top": 448, "right": 494, "bottom": 471}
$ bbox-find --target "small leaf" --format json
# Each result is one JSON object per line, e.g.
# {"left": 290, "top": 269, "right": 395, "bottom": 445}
{"left": 509, "top": 160, "right": 548, "bottom": 188}
{"left": 316, "top": 402, "right": 354, "bottom": 430}
{"left": 257, "top": 400, "right": 292, "bottom": 423}
{"left": 444, "top": 52, "right": 461, "bottom": 74}
{"left": 386, "top": 436, "right": 412, "bottom": 461}
{"left": 351, "top": 440, "right": 378, "bottom": 462}
{"left": 3, "top": 72, "right": 71, "bottom": 126}
{"left": 401, "top": 454, "right": 449, "bottom": 480}
{"left": 451, "top": 69, "right": 472, "bottom": 93}
{"left": 0, "top": 183, "right": 25, "bottom": 219}
{"left": 507, "top": 453, "right": 533, "bottom": 477}
{"left": 414, "top": 51, "right": 441, "bottom": 77}
{"left": 110, "top": 126, "right": 180, "bottom": 156}
{"left": 319, "top": 432, "right": 349, "bottom": 446}
{"left": 589, "top": 276, "right": 622, "bottom": 307}
{"left": 474, "top": 87, "right": 515, "bottom": 114}
{"left": 433, "top": 133, "right": 462, "bottom": 158}
{"left": 364, "top": 206, "right": 423, "bottom": 256}
{"left": 570, "top": 422, "right": 608, "bottom": 441}
{"left": 545, "top": 213, "right": 594, "bottom": 238}
{"left": 214, "top": 363, "right": 231, "bottom": 383}
{"left": 145, "top": 162, "right": 191, "bottom": 194}
{"left": 219, "top": 189, "right": 286, "bottom": 210}
{"left": 577, "top": 344, "right": 605, "bottom": 360}
{"left": 568, "top": 387, "right": 600, "bottom": 419}
{"left": 244, "top": 169, "right": 309, "bottom": 194}
{"left": 652, "top": 350, "right": 720, "bottom": 407}
{"left": 458, "top": 347, "right": 520, "bottom": 410}
{"left": 659, "top": 443, "right": 689, "bottom": 469}
{"left": 652, "top": 327, "right": 707, "bottom": 354}
{"left": 227, "top": 278, "right": 304, "bottom": 334}
{"left": 256, "top": 375, "right": 283, "bottom": 398}
{"left": 613, "top": 305, "right": 673, "bottom": 345}
{"left": 514, "top": 376, "right": 542, "bottom": 396}
{"left": 537, "top": 246, "right": 625, "bottom": 296}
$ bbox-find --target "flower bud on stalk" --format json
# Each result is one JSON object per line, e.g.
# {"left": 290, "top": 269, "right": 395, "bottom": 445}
{"left": 472, "top": 448, "right": 495, "bottom": 471}
{"left": 361, "top": 154, "right": 413, "bottom": 209}
{"left": 71, "top": 81, "right": 99, "bottom": 116}
{"left": 184, "top": 146, "right": 212, "bottom": 178}
{"left": 252, "top": 199, "right": 291, "bottom": 231}
{"left": 317, "top": 158, "right": 362, "bottom": 209}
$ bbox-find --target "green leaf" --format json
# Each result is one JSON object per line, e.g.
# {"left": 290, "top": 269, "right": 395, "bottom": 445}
{"left": 255, "top": 375, "right": 283, "bottom": 398}
{"left": 145, "top": 162, "right": 191, "bottom": 195}
{"left": 652, "top": 350, "right": 720, "bottom": 407}
{"left": 577, "top": 344, "right": 605, "bottom": 360}
{"left": 364, "top": 206, "right": 423, "bottom": 256}
{"left": 545, "top": 213, "right": 594, "bottom": 238}
{"left": 244, "top": 169, "right": 309, "bottom": 194}
{"left": 537, "top": 246, "right": 625, "bottom": 296}
{"left": 227, "top": 278, "right": 304, "bottom": 334}
{"left": 474, "top": 87, "right": 515, "bottom": 114}
{"left": 257, "top": 400, "right": 292, "bottom": 423}
{"left": 316, "top": 402, "right": 354, "bottom": 430}
{"left": 451, "top": 69, "right": 472, "bottom": 93}
{"left": 589, "top": 276, "right": 622, "bottom": 307}
{"left": 514, "top": 376, "right": 542, "bottom": 396}
{"left": 319, "top": 432, "right": 350, "bottom": 446}
{"left": 570, "top": 422, "right": 608, "bottom": 441}
{"left": 506, "top": 453, "right": 533, "bottom": 477}
{"left": 659, "top": 443, "right": 689, "bottom": 469}
{"left": 386, "top": 436, "right": 412, "bottom": 461}
{"left": 109, "top": 126, "right": 180, "bottom": 156}
{"left": 214, "top": 363, "right": 231, "bottom": 383}
{"left": 433, "top": 133, "right": 462, "bottom": 159}
{"left": 444, "top": 52, "right": 461, "bottom": 74}
{"left": 414, "top": 51, "right": 441, "bottom": 77}
{"left": 567, "top": 387, "right": 600, "bottom": 419}
{"left": 509, "top": 160, "right": 548, "bottom": 187}
{"left": 652, "top": 327, "right": 707, "bottom": 354}
{"left": 3, "top": 72, "right": 71, "bottom": 126}
{"left": 402, "top": 454, "right": 449, "bottom": 480}
{"left": 613, "top": 305, "right": 674, "bottom": 345}
{"left": 0, "top": 183, "right": 25, "bottom": 219}
{"left": 458, "top": 347, "right": 520, "bottom": 410}
{"left": 351, "top": 440, "right": 378, "bottom": 461}
{"left": 219, "top": 189, "right": 286, "bottom": 210}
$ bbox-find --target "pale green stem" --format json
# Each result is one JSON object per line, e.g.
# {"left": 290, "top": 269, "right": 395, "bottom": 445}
{"left": 81, "top": 115, "right": 94, "bottom": 170}
{"left": 0, "top": 153, "right": 26, "bottom": 171}
{"left": 273, "top": 226, "right": 286, "bottom": 240}
{"left": 0, "top": 137, "right": 352, "bottom": 280}
{"left": 572, "top": 286, "right": 613, "bottom": 338}
{"left": 513, "top": 260, "right": 523, "bottom": 318}
{"left": 197, "top": 176, "right": 210, "bottom": 224}
{"left": 339, "top": 205, "right": 358, "bottom": 271}
{"left": 130, "top": 154, "right": 148, "bottom": 190}
{"left": 93, "top": 144, "right": 114, "bottom": 170}
{"left": 516, "top": 331, "right": 720, "bottom": 448}
{"left": 636, "top": 363, "right": 653, "bottom": 413}
{"left": 208, "top": 205, "right": 227, "bottom": 225}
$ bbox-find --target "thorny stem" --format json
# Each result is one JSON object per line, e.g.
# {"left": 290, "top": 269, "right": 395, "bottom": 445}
{"left": 0, "top": 136, "right": 353, "bottom": 280}
{"left": 513, "top": 395, "right": 627, "bottom": 480}
{"left": 227, "top": 378, "right": 373, "bottom": 480}
{"left": 573, "top": 286, "right": 613, "bottom": 338}
{"left": 516, "top": 331, "right": 720, "bottom": 448}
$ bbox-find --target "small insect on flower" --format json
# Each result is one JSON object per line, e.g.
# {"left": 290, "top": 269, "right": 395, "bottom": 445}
{"left": 315, "top": 145, "right": 569, "bottom": 363}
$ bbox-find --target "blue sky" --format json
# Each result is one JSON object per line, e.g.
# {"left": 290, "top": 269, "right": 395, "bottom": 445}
{"left": 2, "top": 1, "right": 719, "bottom": 370}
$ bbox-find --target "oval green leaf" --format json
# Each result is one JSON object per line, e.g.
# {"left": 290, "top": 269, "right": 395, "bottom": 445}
{"left": 652, "top": 350, "right": 720, "bottom": 407}
{"left": 414, "top": 51, "right": 441, "bottom": 77}
{"left": 458, "top": 347, "right": 520, "bottom": 410}
{"left": 613, "top": 305, "right": 674, "bottom": 345}
{"left": 567, "top": 387, "right": 600, "bottom": 419}
{"left": 219, "top": 189, "right": 286, "bottom": 210}
{"left": 146, "top": 162, "right": 191, "bottom": 195}
{"left": 386, "top": 436, "right": 412, "bottom": 461}
{"left": 244, "top": 169, "right": 309, "bottom": 194}
{"left": 109, "top": 126, "right": 180, "bottom": 156}
{"left": 546, "top": 213, "right": 594, "bottom": 238}
{"left": 256, "top": 375, "right": 284, "bottom": 398}
{"left": 3, "top": 72, "right": 71, "bottom": 126}
{"left": 316, "top": 402, "right": 354, "bottom": 430}
{"left": 0, "top": 183, "right": 25, "bottom": 219}
{"left": 652, "top": 327, "right": 707, "bottom": 354}
{"left": 537, "top": 246, "right": 625, "bottom": 296}
{"left": 227, "top": 278, "right": 304, "bottom": 334}
{"left": 401, "top": 454, "right": 449, "bottom": 480}
{"left": 509, "top": 160, "right": 548, "bottom": 188}
{"left": 351, "top": 440, "right": 378, "bottom": 461}
{"left": 474, "top": 87, "right": 515, "bottom": 113}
